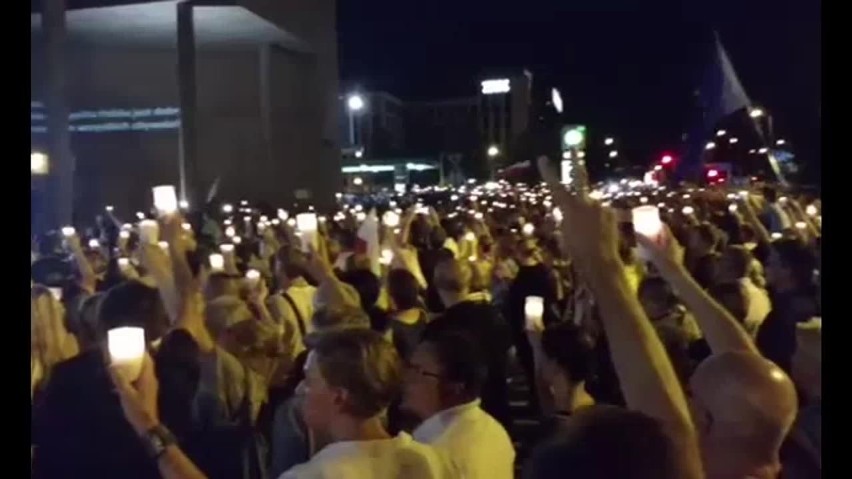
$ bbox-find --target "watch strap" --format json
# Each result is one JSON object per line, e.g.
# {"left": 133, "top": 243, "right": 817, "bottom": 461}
{"left": 141, "top": 424, "right": 177, "bottom": 460}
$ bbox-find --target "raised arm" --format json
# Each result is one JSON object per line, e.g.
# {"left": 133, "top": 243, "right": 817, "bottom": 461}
{"left": 65, "top": 233, "right": 97, "bottom": 294}
{"left": 636, "top": 227, "right": 758, "bottom": 355}
{"left": 538, "top": 157, "right": 703, "bottom": 479}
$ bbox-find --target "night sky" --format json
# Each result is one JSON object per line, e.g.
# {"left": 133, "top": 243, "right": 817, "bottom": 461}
{"left": 39, "top": 0, "right": 821, "bottom": 178}
{"left": 338, "top": 0, "right": 820, "bottom": 176}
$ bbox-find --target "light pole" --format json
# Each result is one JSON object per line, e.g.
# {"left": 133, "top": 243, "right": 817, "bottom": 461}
{"left": 487, "top": 145, "right": 500, "bottom": 180}
{"left": 347, "top": 94, "right": 364, "bottom": 146}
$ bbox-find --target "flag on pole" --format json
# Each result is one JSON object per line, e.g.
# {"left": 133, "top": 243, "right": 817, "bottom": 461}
{"left": 677, "top": 32, "right": 751, "bottom": 182}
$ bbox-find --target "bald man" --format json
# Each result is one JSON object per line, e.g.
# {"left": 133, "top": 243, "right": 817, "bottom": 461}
{"left": 689, "top": 351, "right": 798, "bottom": 479}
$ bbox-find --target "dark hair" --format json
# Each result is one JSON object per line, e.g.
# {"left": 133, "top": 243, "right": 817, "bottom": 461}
{"left": 341, "top": 269, "right": 381, "bottom": 309}
{"left": 721, "top": 246, "right": 753, "bottom": 281}
{"left": 707, "top": 282, "right": 748, "bottom": 326}
{"left": 694, "top": 222, "right": 719, "bottom": 250}
{"left": 540, "top": 322, "right": 594, "bottom": 384}
{"left": 761, "top": 186, "right": 778, "bottom": 203}
{"left": 638, "top": 277, "right": 679, "bottom": 313}
{"left": 524, "top": 406, "right": 679, "bottom": 479}
{"left": 419, "top": 329, "right": 488, "bottom": 398}
{"left": 773, "top": 238, "right": 818, "bottom": 291}
{"left": 276, "top": 246, "right": 309, "bottom": 280}
{"left": 311, "top": 329, "right": 402, "bottom": 418}
{"left": 387, "top": 269, "right": 421, "bottom": 310}
{"left": 98, "top": 281, "right": 171, "bottom": 342}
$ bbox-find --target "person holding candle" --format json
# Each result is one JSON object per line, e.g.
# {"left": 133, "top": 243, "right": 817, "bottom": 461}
{"left": 32, "top": 281, "right": 172, "bottom": 479}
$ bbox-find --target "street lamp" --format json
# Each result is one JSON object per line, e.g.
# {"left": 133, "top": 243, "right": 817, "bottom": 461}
{"left": 487, "top": 145, "right": 500, "bottom": 157}
{"left": 31, "top": 151, "right": 49, "bottom": 175}
{"left": 346, "top": 94, "right": 365, "bottom": 146}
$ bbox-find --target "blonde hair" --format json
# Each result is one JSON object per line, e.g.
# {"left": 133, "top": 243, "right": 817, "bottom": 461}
{"left": 31, "top": 286, "right": 79, "bottom": 394}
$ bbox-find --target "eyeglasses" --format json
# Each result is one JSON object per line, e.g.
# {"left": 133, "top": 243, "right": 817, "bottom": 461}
{"left": 405, "top": 362, "right": 442, "bottom": 380}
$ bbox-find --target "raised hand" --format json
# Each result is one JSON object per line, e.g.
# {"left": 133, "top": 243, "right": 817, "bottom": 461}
{"left": 635, "top": 224, "right": 685, "bottom": 273}
{"left": 107, "top": 353, "right": 160, "bottom": 435}
{"left": 536, "top": 156, "right": 621, "bottom": 278}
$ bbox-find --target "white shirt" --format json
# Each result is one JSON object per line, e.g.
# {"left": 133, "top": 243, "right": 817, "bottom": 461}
{"left": 740, "top": 277, "right": 772, "bottom": 336}
{"left": 413, "top": 399, "right": 515, "bottom": 479}
{"left": 279, "top": 432, "right": 447, "bottom": 479}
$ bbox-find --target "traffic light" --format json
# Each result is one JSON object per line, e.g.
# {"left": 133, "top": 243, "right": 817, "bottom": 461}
{"left": 560, "top": 125, "right": 587, "bottom": 151}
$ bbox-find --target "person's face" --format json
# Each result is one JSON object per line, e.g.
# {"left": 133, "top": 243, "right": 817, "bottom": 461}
{"left": 401, "top": 343, "right": 445, "bottom": 420}
{"left": 298, "top": 351, "right": 342, "bottom": 432}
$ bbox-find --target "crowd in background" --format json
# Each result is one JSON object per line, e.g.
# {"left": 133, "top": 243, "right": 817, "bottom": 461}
{"left": 31, "top": 157, "right": 821, "bottom": 479}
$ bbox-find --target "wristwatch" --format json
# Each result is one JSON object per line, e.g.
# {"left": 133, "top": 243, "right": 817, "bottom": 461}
{"left": 140, "top": 424, "right": 177, "bottom": 460}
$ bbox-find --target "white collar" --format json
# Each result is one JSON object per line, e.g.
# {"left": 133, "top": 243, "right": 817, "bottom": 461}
{"left": 413, "top": 399, "right": 481, "bottom": 443}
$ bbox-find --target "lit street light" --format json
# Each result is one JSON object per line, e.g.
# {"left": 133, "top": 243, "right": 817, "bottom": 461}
{"left": 705, "top": 142, "right": 716, "bottom": 150}
{"left": 487, "top": 145, "right": 500, "bottom": 157}
{"left": 604, "top": 137, "right": 614, "bottom": 146}
{"left": 346, "top": 94, "right": 365, "bottom": 146}
{"left": 749, "top": 108, "right": 765, "bottom": 118}
{"left": 31, "top": 151, "right": 49, "bottom": 175}
{"left": 347, "top": 95, "right": 364, "bottom": 111}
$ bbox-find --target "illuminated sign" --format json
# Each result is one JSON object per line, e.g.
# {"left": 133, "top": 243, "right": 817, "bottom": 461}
{"left": 31, "top": 101, "right": 180, "bottom": 134}
{"left": 481, "top": 79, "right": 511, "bottom": 95}
{"left": 561, "top": 125, "right": 587, "bottom": 150}
{"left": 341, "top": 163, "right": 437, "bottom": 174}
{"left": 551, "top": 88, "right": 563, "bottom": 113}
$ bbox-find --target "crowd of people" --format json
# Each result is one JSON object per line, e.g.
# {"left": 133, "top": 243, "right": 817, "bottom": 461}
{"left": 31, "top": 157, "right": 821, "bottom": 478}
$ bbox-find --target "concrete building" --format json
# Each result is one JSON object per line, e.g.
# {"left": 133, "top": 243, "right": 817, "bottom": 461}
{"left": 31, "top": 0, "right": 340, "bottom": 225}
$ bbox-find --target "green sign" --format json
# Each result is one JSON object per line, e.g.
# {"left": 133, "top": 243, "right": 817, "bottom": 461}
{"left": 561, "top": 125, "right": 587, "bottom": 150}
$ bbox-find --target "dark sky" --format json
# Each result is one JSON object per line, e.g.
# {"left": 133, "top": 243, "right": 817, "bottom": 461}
{"left": 338, "top": 0, "right": 820, "bottom": 170}
{"left": 39, "top": 0, "right": 821, "bottom": 174}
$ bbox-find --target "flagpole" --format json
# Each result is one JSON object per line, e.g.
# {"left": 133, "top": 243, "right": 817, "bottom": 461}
{"left": 747, "top": 112, "right": 788, "bottom": 186}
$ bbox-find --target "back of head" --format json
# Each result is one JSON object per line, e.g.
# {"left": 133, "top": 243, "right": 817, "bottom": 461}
{"left": 707, "top": 282, "right": 748, "bottom": 326}
{"left": 690, "top": 351, "right": 798, "bottom": 464}
{"left": 310, "top": 328, "right": 402, "bottom": 418}
{"left": 311, "top": 304, "right": 371, "bottom": 333}
{"left": 205, "top": 295, "right": 254, "bottom": 338}
{"left": 540, "top": 322, "right": 594, "bottom": 384}
{"left": 433, "top": 257, "right": 472, "bottom": 295}
{"left": 772, "top": 238, "right": 818, "bottom": 292}
{"left": 525, "top": 405, "right": 680, "bottom": 479}
{"left": 276, "top": 246, "right": 309, "bottom": 281}
{"left": 420, "top": 329, "right": 488, "bottom": 399}
{"left": 387, "top": 268, "right": 421, "bottom": 311}
{"left": 720, "top": 245, "right": 754, "bottom": 281}
{"left": 341, "top": 268, "right": 381, "bottom": 309}
{"left": 98, "top": 280, "right": 171, "bottom": 342}
{"left": 761, "top": 186, "right": 778, "bottom": 203}
{"left": 205, "top": 272, "right": 240, "bottom": 301}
